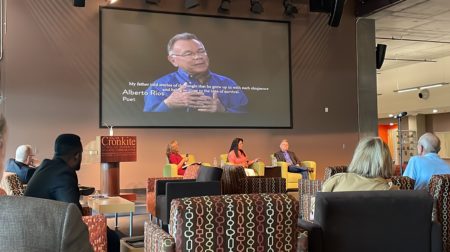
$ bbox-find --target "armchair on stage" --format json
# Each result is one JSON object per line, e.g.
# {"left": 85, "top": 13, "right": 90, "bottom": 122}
{"left": 145, "top": 193, "right": 299, "bottom": 252}
{"left": 270, "top": 154, "right": 317, "bottom": 190}
{"left": 162, "top": 154, "right": 197, "bottom": 177}
{"left": 298, "top": 190, "right": 442, "bottom": 252}
{"left": 219, "top": 153, "right": 265, "bottom": 176}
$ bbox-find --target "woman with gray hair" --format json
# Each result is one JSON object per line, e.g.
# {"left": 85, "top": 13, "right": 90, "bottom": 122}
{"left": 322, "top": 137, "right": 398, "bottom": 192}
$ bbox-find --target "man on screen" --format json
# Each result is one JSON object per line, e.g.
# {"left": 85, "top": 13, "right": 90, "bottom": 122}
{"left": 143, "top": 32, "right": 248, "bottom": 113}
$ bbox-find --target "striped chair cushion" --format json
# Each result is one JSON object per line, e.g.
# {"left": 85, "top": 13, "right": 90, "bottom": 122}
{"left": 240, "top": 177, "right": 287, "bottom": 194}
{"left": 429, "top": 174, "right": 450, "bottom": 252}
{"left": 298, "top": 180, "right": 323, "bottom": 221}
{"left": 169, "top": 193, "right": 299, "bottom": 251}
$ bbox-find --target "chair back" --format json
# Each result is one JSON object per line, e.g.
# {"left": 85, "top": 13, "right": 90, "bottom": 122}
{"left": 0, "top": 172, "right": 25, "bottom": 196}
{"left": 169, "top": 193, "right": 299, "bottom": 251}
{"left": 323, "top": 165, "right": 348, "bottom": 181}
{"left": 429, "top": 174, "right": 450, "bottom": 252}
{"left": 312, "top": 190, "right": 438, "bottom": 252}
{"left": 196, "top": 166, "right": 223, "bottom": 182}
{"left": 220, "top": 153, "right": 228, "bottom": 164}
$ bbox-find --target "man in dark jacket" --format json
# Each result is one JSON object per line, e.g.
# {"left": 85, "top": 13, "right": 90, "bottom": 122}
{"left": 25, "top": 134, "right": 83, "bottom": 210}
{"left": 274, "top": 139, "right": 311, "bottom": 180}
{"left": 6, "top": 145, "right": 37, "bottom": 184}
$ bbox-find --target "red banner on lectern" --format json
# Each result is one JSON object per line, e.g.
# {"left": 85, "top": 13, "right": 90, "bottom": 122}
{"left": 99, "top": 136, "right": 137, "bottom": 163}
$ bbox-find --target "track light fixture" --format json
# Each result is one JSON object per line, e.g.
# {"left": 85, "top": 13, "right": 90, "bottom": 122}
{"left": 283, "top": 0, "right": 298, "bottom": 16}
{"left": 185, "top": 0, "right": 199, "bottom": 9}
{"left": 218, "top": 0, "right": 231, "bottom": 13}
{"left": 73, "top": 0, "right": 85, "bottom": 7}
{"left": 145, "top": 0, "right": 160, "bottom": 4}
{"left": 250, "top": 0, "right": 264, "bottom": 14}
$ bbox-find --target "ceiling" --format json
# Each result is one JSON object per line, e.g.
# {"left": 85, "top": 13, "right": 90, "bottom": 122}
{"left": 368, "top": 0, "right": 450, "bottom": 118}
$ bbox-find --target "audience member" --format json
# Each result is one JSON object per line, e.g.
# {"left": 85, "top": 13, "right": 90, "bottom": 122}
{"left": 24, "top": 133, "right": 120, "bottom": 252}
{"left": 166, "top": 140, "right": 189, "bottom": 175}
{"left": 274, "top": 139, "right": 311, "bottom": 180}
{"left": 0, "top": 117, "right": 93, "bottom": 251}
{"left": 322, "top": 137, "right": 398, "bottom": 192}
{"left": 25, "top": 134, "right": 84, "bottom": 209}
{"left": 227, "top": 137, "right": 259, "bottom": 175}
{"left": 403, "top": 132, "right": 450, "bottom": 190}
{"left": 6, "top": 144, "right": 37, "bottom": 184}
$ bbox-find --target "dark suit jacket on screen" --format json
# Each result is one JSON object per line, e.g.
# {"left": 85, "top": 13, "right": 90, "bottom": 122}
{"left": 25, "top": 158, "right": 82, "bottom": 211}
{"left": 0, "top": 196, "right": 92, "bottom": 252}
{"left": 274, "top": 150, "right": 300, "bottom": 165}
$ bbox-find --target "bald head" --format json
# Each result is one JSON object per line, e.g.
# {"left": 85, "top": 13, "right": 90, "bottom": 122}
{"left": 15, "top": 145, "right": 33, "bottom": 164}
{"left": 418, "top": 133, "right": 441, "bottom": 155}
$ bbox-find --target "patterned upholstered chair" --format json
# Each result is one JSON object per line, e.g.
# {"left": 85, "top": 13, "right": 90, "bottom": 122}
{"left": 391, "top": 176, "right": 415, "bottom": 190}
{"left": 0, "top": 172, "right": 25, "bottom": 196}
{"left": 145, "top": 193, "right": 299, "bottom": 252}
{"left": 299, "top": 190, "right": 442, "bottom": 252}
{"left": 156, "top": 166, "right": 223, "bottom": 229}
{"left": 429, "top": 174, "right": 450, "bottom": 252}
{"left": 144, "top": 221, "right": 175, "bottom": 252}
{"left": 146, "top": 177, "right": 183, "bottom": 217}
{"left": 82, "top": 215, "right": 108, "bottom": 252}
{"left": 221, "top": 165, "right": 287, "bottom": 194}
{"left": 323, "top": 165, "right": 348, "bottom": 181}
{"left": 298, "top": 180, "right": 324, "bottom": 221}
{"left": 239, "top": 177, "right": 287, "bottom": 193}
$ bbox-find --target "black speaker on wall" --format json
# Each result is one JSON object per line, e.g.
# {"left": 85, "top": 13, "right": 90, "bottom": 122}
{"left": 73, "top": 0, "right": 85, "bottom": 7}
{"left": 376, "top": 44, "right": 387, "bottom": 69}
{"left": 310, "top": 0, "right": 346, "bottom": 27}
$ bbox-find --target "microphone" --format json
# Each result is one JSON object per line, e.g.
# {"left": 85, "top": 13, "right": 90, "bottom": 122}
{"left": 394, "top": 112, "right": 407, "bottom": 119}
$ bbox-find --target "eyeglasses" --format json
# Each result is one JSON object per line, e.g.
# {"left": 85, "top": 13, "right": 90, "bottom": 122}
{"left": 170, "top": 49, "right": 207, "bottom": 59}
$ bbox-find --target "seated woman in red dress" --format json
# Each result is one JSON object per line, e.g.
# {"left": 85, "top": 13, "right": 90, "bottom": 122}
{"left": 227, "top": 138, "right": 259, "bottom": 175}
{"left": 166, "top": 140, "right": 188, "bottom": 175}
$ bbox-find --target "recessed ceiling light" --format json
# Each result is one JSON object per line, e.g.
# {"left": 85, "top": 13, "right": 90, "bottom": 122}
{"left": 388, "top": 114, "right": 394, "bottom": 118}
{"left": 433, "top": 109, "right": 438, "bottom": 113}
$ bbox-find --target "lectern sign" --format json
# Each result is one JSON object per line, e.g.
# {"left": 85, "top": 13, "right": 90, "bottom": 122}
{"left": 100, "top": 136, "right": 137, "bottom": 163}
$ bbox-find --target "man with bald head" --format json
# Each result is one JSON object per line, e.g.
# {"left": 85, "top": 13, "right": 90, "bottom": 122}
{"left": 6, "top": 145, "right": 37, "bottom": 184}
{"left": 404, "top": 132, "right": 450, "bottom": 190}
{"left": 144, "top": 32, "right": 248, "bottom": 113}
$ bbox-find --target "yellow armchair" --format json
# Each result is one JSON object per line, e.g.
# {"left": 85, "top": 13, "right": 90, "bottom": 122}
{"left": 270, "top": 154, "right": 316, "bottom": 190}
{"left": 220, "top": 153, "right": 265, "bottom": 176}
{"left": 163, "top": 154, "right": 196, "bottom": 177}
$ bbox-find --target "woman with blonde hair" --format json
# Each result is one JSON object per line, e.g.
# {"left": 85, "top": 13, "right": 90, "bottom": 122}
{"left": 166, "top": 140, "right": 189, "bottom": 175}
{"left": 322, "top": 137, "right": 398, "bottom": 192}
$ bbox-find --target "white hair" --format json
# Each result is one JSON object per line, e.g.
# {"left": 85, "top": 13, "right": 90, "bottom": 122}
{"left": 15, "top": 145, "right": 32, "bottom": 163}
{"left": 418, "top": 132, "right": 441, "bottom": 154}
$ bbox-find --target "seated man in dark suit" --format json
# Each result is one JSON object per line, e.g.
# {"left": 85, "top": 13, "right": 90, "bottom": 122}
{"left": 274, "top": 139, "right": 311, "bottom": 180}
{"left": 25, "top": 134, "right": 84, "bottom": 210}
{"left": 25, "top": 133, "right": 120, "bottom": 252}
{"left": 0, "top": 116, "right": 92, "bottom": 252}
{"left": 6, "top": 144, "right": 37, "bottom": 184}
